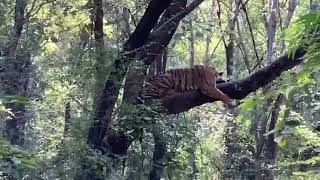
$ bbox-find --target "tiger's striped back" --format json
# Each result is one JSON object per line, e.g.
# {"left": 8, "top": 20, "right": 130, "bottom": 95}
{"left": 166, "top": 65, "right": 213, "bottom": 92}
{"left": 138, "top": 65, "right": 219, "bottom": 101}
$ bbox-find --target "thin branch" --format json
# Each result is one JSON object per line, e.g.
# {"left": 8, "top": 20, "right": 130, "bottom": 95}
{"left": 242, "top": 1, "right": 261, "bottom": 68}
{"left": 29, "top": 0, "right": 57, "bottom": 18}
{"left": 25, "top": 0, "right": 37, "bottom": 18}
{"left": 209, "top": 0, "right": 249, "bottom": 62}
{"left": 154, "top": 0, "right": 206, "bottom": 32}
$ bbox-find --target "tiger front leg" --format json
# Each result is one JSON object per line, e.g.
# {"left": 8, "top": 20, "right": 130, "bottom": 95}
{"left": 200, "top": 87, "right": 235, "bottom": 111}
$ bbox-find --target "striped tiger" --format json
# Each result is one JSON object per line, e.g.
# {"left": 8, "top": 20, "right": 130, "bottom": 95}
{"left": 139, "top": 65, "right": 234, "bottom": 110}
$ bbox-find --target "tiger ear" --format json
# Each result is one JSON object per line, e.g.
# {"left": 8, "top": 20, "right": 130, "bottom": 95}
{"left": 218, "top": 72, "right": 224, "bottom": 76}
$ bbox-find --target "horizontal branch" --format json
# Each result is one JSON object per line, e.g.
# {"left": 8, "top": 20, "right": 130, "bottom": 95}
{"left": 162, "top": 48, "right": 306, "bottom": 114}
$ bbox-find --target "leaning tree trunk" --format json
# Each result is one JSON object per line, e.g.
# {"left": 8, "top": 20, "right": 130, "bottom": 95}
{"left": 120, "top": 2, "right": 192, "bottom": 179}
{"left": 89, "top": 0, "right": 173, "bottom": 155}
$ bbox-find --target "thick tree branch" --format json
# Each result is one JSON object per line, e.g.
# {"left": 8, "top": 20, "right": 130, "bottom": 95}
{"left": 124, "top": 0, "right": 173, "bottom": 50}
{"left": 161, "top": 48, "right": 306, "bottom": 114}
{"left": 122, "top": 0, "right": 188, "bottom": 104}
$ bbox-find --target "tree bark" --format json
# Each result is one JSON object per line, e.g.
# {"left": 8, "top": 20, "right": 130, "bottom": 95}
{"left": 223, "top": 1, "right": 240, "bottom": 178}
{"left": 280, "top": 0, "right": 298, "bottom": 54}
{"left": 149, "top": 128, "right": 166, "bottom": 180}
{"left": 64, "top": 101, "right": 72, "bottom": 137}
{"left": 264, "top": 93, "right": 284, "bottom": 179}
{"left": 88, "top": 0, "right": 107, "bottom": 150}
{"left": 236, "top": 18, "right": 251, "bottom": 73}
{"left": 188, "top": 16, "right": 195, "bottom": 67}
{"left": 2, "top": 0, "right": 28, "bottom": 146}
{"left": 266, "top": 0, "right": 279, "bottom": 63}
{"left": 254, "top": 103, "right": 269, "bottom": 180}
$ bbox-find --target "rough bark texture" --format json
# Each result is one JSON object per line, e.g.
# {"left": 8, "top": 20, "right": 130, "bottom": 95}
{"left": 1, "top": 0, "right": 29, "bottom": 146}
{"left": 161, "top": 48, "right": 306, "bottom": 114}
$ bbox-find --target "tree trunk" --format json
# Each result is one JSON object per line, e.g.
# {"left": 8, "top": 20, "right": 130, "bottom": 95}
{"left": 121, "top": 0, "right": 188, "bottom": 106}
{"left": 266, "top": 0, "right": 279, "bottom": 63}
{"left": 254, "top": 104, "right": 269, "bottom": 180}
{"left": 2, "top": 0, "right": 28, "bottom": 146}
{"left": 88, "top": 0, "right": 107, "bottom": 150}
{"left": 280, "top": 0, "right": 298, "bottom": 54}
{"left": 223, "top": 0, "right": 240, "bottom": 178}
{"left": 149, "top": 127, "right": 166, "bottom": 180}
{"left": 204, "top": 33, "right": 211, "bottom": 66}
{"left": 188, "top": 16, "right": 195, "bottom": 67}
{"left": 64, "top": 101, "right": 72, "bottom": 137}
{"left": 264, "top": 94, "right": 284, "bottom": 180}
{"left": 236, "top": 18, "right": 251, "bottom": 73}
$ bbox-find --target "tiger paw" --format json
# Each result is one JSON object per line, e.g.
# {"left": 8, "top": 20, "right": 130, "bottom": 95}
{"left": 224, "top": 102, "right": 236, "bottom": 113}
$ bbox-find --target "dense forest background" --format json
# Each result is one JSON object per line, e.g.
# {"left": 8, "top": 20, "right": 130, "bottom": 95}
{"left": 0, "top": 0, "right": 319, "bottom": 179}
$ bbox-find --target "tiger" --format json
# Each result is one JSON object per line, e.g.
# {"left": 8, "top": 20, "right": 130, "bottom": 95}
{"left": 139, "top": 65, "right": 234, "bottom": 110}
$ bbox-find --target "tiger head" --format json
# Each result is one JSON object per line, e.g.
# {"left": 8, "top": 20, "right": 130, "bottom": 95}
{"left": 215, "top": 72, "right": 229, "bottom": 84}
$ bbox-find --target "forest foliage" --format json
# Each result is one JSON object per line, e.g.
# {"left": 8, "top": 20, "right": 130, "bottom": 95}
{"left": 0, "top": 0, "right": 319, "bottom": 179}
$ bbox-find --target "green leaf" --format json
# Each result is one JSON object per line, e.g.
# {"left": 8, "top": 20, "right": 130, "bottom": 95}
{"left": 8, "top": 95, "right": 31, "bottom": 104}
{"left": 285, "top": 120, "right": 300, "bottom": 127}
{"left": 274, "top": 136, "right": 287, "bottom": 149}
{"left": 21, "top": 159, "right": 37, "bottom": 169}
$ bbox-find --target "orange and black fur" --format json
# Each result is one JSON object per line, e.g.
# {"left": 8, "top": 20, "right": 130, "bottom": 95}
{"left": 139, "top": 65, "right": 233, "bottom": 109}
